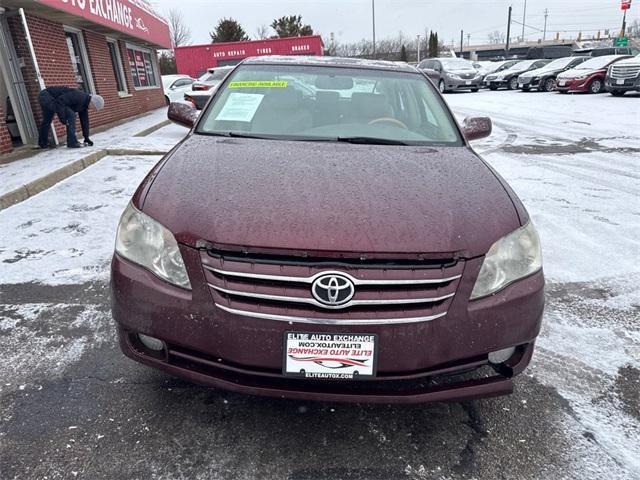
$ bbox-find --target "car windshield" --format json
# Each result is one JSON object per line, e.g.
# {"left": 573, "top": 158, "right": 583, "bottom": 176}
{"left": 441, "top": 58, "right": 474, "bottom": 70}
{"left": 577, "top": 55, "right": 619, "bottom": 70}
{"left": 543, "top": 57, "right": 575, "bottom": 69}
{"left": 196, "top": 64, "right": 462, "bottom": 146}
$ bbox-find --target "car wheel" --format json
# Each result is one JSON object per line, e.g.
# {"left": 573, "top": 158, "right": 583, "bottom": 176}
{"left": 470, "top": 88, "right": 479, "bottom": 92}
{"left": 543, "top": 78, "right": 557, "bottom": 92}
{"left": 522, "top": 86, "right": 530, "bottom": 92}
{"left": 508, "top": 77, "right": 518, "bottom": 90}
{"left": 610, "top": 90, "right": 625, "bottom": 97}
{"left": 489, "top": 85, "right": 498, "bottom": 91}
{"left": 438, "top": 80, "right": 446, "bottom": 94}
{"left": 589, "top": 79, "right": 603, "bottom": 94}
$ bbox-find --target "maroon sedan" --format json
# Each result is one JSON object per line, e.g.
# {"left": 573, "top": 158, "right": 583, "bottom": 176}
{"left": 556, "top": 54, "right": 632, "bottom": 93}
{"left": 111, "top": 57, "right": 544, "bottom": 404}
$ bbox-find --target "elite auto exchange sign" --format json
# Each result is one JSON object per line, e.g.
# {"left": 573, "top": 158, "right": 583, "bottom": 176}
{"left": 35, "top": 0, "right": 171, "bottom": 48}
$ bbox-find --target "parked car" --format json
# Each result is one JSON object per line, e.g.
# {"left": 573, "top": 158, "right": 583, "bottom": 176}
{"left": 517, "top": 56, "right": 589, "bottom": 92}
{"left": 191, "top": 66, "right": 234, "bottom": 91}
{"left": 556, "top": 54, "right": 632, "bottom": 94}
{"left": 111, "top": 56, "right": 544, "bottom": 404}
{"left": 479, "top": 60, "right": 519, "bottom": 87}
{"left": 161, "top": 75, "right": 195, "bottom": 104}
{"left": 418, "top": 57, "right": 482, "bottom": 92}
{"left": 185, "top": 66, "right": 235, "bottom": 110}
{"left": 605, "top": 54, "right": 640, "bottom": 96}
{"left": 484, "top": 59, "right": 551, "bottom": 90}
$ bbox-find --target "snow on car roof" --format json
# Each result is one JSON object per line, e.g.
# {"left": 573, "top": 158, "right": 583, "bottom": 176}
{"left": 243, "top": 55, "right": 419, "bottom": 73}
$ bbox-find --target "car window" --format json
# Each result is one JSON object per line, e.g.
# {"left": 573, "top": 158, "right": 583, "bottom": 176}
{"left": 509, "top": 60, "right": 536, "bottom": 71}
{"left": 174, "top": 78, "right": 193, "bottom": 87}
{"left": 418, "top": 60, "right": 429, "bottom": 69}
{"left": 543, "top": 57, "right": 575, "bottom": 69}
{"left": 197, "top": 64, "right": 462, "bottom": 146}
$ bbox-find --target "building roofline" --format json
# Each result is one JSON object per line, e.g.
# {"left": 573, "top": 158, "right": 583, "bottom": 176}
{"left": 175, "top": 35, "right": 324, "bottom": 51}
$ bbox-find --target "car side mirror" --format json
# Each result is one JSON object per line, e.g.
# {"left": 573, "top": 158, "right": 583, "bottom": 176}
{"left": 462, "top": 116, "right": 492, "bottom": 141}
{"left": 168, "top": 102, "right": 198, "bottom": 128}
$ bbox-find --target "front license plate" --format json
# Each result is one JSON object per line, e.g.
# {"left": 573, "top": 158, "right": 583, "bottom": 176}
{"left": 616, "top": 79, "right": 625, "bottom": 85}
{"left": 559, "top": 79, "right": 566, "bottom": 86}
{"left": 518, "top": 82, "right": 524, "bottom": 87}
{"left": 284, "top": 332, "right": 377, "bottom": 379}
{"left": 465, "top": 80, "right": 472, "bottom": 85}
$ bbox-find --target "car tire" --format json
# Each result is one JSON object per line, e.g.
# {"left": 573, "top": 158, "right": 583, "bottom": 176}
{"left": 522, "top": 86, "right": 530, "bottom": 92}
{"left": 589, "top": 79, "right": 603, "bottom": 94}
{"left": 438, "top": 80, "right": 446, "bottom": 94}
{"left": 610, "top": 90, "right": 625, "bottom": 97}
{"left": 541, "top": 78, "right": 555, "bottom": 92}
{"left": 489, "top": 85, "right": 498, "bottom": 91}
{"left": 558, "top": 90, "right": 568, "bottom": 94}
{"left": 470, "top": 88, "right": 479, "bottom": 92}
{"left": 508, "top": 77, "right": 518, "bottom": 90}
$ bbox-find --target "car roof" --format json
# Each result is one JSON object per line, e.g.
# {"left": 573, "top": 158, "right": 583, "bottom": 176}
{"left": 243, "top": 55, "right": 419, "bottom": 73}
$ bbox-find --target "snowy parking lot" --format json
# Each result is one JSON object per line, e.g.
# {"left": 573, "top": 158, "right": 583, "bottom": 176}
{"left": 1, "top": 90, "right": 639, "bottom": 479}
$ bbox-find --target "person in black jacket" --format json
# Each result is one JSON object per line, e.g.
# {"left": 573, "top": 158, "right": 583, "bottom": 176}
{"left": 37, "top": 87, "right": 104, "bottom": 149}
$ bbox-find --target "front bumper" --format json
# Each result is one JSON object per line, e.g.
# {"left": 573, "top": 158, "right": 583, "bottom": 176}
{"left": 487, "top": 80, "right": 507, "bottom": 89}
{"left": 111, "top": 249, "right": 544, "bottom": 404}
{"left": 444, "top": 78, "right": 481, "bottom": 90}
{"left": 518, "top": 77, "right": 540, "bottom": 89}
{"left": 556, "top": 78, "right": 590, "bottom": 93}
{"left": 606, "top": 76, "right": 640, "bottom": 92}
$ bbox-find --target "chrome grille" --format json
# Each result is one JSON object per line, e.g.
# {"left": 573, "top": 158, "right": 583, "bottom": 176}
{"left": 610, "top": 64, "right": 640, "bottom": 79}
{"left": 201, "top": 251, "right": 463, "bottom": 325}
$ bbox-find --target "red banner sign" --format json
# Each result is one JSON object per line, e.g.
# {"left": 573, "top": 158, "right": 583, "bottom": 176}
{"left": 35, "top": 0, "right": 171, "bottom": 48}
{"left": 621, "top": 0, "right": 631, "bottom": 10}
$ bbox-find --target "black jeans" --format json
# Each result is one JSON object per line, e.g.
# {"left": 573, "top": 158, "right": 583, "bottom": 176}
{"left": 37, "top": 92, "right": 79, "bottom": 147}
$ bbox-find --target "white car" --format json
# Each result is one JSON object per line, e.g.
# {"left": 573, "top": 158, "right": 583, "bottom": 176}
{"left": 162, "top": 75, "right": 195, "bottom": 104}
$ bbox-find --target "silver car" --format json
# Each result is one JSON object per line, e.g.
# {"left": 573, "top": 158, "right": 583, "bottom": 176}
{"left": 418, "top": 57, "right": 482, "bottom": 93}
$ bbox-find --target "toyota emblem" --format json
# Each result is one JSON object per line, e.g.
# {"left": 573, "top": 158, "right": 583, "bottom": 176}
{"left": 311, "top": 273, "right": 355, "bottom": 307}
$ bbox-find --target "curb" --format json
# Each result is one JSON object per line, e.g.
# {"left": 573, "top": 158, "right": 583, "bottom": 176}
{"left": 0, "top": 148, "right": 167, "bottom": 211}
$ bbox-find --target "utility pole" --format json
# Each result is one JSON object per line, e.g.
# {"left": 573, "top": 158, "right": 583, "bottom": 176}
{"left": 460, "top": 29, "right": 464, "bottom": 56}
{"left": 416, "top": 34, "right": 421, "bottom": 63}
{"left": 621, "top": 9, "right": 627, "bottom": 37}
{"left": 372, "top": 0, "right": 376, "bottom": 58}
{"left": 467, "top": 33, "right": 471, "bottom": 46}
{"left": 543, "top": 8, "right": 549, "bottom": 41}
{"left": 506, "top": 5, "right": 512, "bottom": 57}
{"left": 521, "top": 0, "right": 527, "bottom": 41}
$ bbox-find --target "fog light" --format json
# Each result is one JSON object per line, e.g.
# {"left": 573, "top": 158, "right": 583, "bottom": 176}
{"left": 138, "top": 333, "right": 165, "bottom": 351}
{"left": 488, "top": 346, "right": 516, "bottom": 364}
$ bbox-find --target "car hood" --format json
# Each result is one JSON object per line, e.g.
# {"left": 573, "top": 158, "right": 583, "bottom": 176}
{"left": 141, "top": 135, "right": 521, "bottom": 258}
{"left": 558, "top": 67, "right": 599, "bottom": 78}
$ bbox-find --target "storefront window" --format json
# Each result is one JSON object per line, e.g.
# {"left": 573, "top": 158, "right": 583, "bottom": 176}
{"left": 64, "top": 30, "right": 92, "bottom": 93}
{"left": 127, "top": 45, "right": 159, "bottom": 88}
{"left": 107, "top": 39, "right": 127, "bottom": 94}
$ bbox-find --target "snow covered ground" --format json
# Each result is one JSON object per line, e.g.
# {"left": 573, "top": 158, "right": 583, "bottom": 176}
{"left": 0, "top": 107, "right": 183, "bottom": 197}
{"left": 0, "top": 89, "right": 638, "bottom": 479}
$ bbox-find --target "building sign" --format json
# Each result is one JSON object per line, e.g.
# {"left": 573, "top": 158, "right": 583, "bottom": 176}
{"left": 34, "top": 0, "right": 171, "bottom": 48}
{"left": 621, "top": 0, "right": 631, "bottom": 10}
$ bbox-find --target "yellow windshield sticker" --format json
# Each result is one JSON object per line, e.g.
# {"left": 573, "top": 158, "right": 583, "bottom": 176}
{"left": 228, "top": 80, "right": 288, "bottom": 89}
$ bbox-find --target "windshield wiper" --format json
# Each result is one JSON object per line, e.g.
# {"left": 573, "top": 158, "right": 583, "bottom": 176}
{"left": 337, "top": 136, "right": 409, "bottom": 145}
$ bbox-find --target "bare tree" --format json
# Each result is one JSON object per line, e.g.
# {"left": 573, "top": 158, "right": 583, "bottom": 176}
{"left": 255, "top": 24, "right": 271, "bottom": 40}
{"left": 487, "top": 30, "right": 505, "bottom": 44}
{"left": 167, "top": 9, "right": 191, "bottom": 47}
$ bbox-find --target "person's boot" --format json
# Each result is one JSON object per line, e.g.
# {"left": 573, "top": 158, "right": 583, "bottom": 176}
{"left": 67, "top": 142, "right": 83, "bottom": 149}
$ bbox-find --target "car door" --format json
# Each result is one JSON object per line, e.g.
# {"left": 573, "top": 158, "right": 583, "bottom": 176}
{"left": 420, "top": 60, "right": 438, "bottom": 82}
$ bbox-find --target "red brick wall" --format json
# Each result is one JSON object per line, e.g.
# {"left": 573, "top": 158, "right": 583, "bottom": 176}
{"left": 4, "top": 12, "right": 165, "bottom": 150}
{"left": 0, "top": 104, "right": 11, "bottom": 154}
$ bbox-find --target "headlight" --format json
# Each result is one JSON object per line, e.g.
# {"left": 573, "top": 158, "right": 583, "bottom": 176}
{"left": 448, "top": 73, "right": 461, "bottom": 80}
{"left": 115, "top": 203, "right": 192, "bottom": 289}
{"left": 470, "top": 222, "right": 542, "bottom": 300}
{"left": 496, "top": 75, "right": 504, "bottom": 81}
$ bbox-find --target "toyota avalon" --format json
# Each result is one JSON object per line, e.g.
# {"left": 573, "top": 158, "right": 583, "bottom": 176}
{"left": 111, "top": 56, "right": 544, "bottom": 404}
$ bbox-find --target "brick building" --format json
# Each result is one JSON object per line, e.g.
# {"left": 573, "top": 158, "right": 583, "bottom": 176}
{"left": 0, "top": 0, "right": 171, "bottom": 154}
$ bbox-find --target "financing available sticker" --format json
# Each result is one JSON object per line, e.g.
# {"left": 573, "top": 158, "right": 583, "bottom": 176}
{"left": 228, "top": 81, "right": 289, "bottom": 89}
{"left": 284, "top": 332, "right": 377, "bottom": 379}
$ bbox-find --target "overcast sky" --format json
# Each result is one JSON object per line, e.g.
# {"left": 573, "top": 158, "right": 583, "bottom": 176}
{"left": 149, "top": 0, "right": 637, "bottom": 47}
